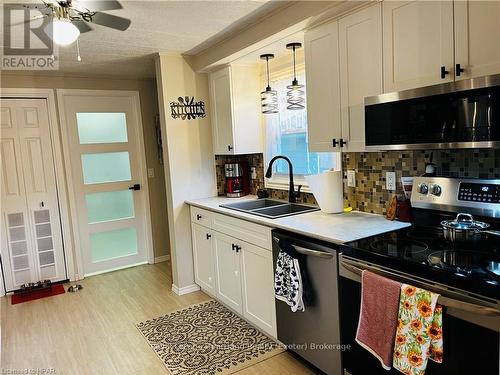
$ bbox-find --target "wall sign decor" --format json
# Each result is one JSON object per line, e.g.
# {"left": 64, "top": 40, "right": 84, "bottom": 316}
{"left": 170, "top": 96, "right": 206, "bottom": 120}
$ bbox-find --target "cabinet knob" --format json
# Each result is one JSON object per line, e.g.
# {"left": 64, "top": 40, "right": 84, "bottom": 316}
{"left": 332, "top": 138, "right": 339, "bottom": 147}
{"left": 196, "top": 214, "right": 202, "bottom": 220}
{"left": 340, "top": 138, "right": 347, "bottom": 147}
{"left": 206, "top": 233, "right": 212, "bottom": 240}
{"left": 227, "top": 145, "right": 233, "bottom": 151}
{"left": 440, "top": 66, "right": 449, "bottom": 79}
{"left": 456, "top": 63, "right": 465, "bottom": 77}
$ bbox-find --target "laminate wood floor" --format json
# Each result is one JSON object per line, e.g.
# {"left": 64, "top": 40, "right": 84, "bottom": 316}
{"left": 1, "top": 262, "right": 317, "bottom": 374}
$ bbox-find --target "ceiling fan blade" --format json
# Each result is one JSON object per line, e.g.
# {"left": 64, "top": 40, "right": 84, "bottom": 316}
{"left": 73, "top": 0, "right": 122, "bottom": 11}
{"left": 9, "top": 14, "right": 48, "bottom": 26}
{"left": 72, "top": 19, "right": 93, "bottom": 33}
{"left": 90, "top": 12, "right": 130, "bottom": 31}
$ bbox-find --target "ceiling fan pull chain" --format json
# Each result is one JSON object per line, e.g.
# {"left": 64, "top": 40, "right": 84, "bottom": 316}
{"left": 76, "top": 38, "right": 82, "bottom": 62}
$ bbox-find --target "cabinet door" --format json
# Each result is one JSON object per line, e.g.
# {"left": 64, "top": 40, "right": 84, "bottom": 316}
{"left": 213, "top": 231, "right": 242, "bottom": 313}
{"left": 191, "top": 224, "right": 215, "bottom": 296}
{"left": 383, "top": 0, "right": 454, "bottom": 92}
{"left": 454, "top": 0, "right": 500, "bottom": 80}
{"left": 305, "top": 20, "right": 342, "bottom": 152}
{"left": 241, "top": 243, "right": 276, "bottom": 337}
{"left": 339, "top": 3, "right": 383, "bottom": 153}
{"left": 209, "top": 66, "right": 234, "bottom": 154}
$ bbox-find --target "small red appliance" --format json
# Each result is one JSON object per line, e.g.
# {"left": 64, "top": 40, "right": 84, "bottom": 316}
{"left": 224, "top": 162, "right": 249, "bottom": 198}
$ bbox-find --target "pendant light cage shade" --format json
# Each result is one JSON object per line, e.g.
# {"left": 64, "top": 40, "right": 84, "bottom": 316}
{"left": 260, "top": 54, "right": 278, "bottom": 114}
{"left": 286, "top": 42, "right": 305, "bottom": 110}
{"left": 287, "top": 81, "right": 305, "bottom": 110}
{"left": 261, "top": 87, "right": 278, "bottom": 114}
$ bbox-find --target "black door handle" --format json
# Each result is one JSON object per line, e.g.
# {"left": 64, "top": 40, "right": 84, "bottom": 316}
{"left": 340, "top": 138, "right": 347, "bottom": 147}
{"left": 332, "top": 138, "right": 339, "bottom": 147}
{"left": 456, "top": 63, "right": 465, "bottom": 77}
{"left": 128, "top": 184, "right": 141, "bottom": 191}
{"left": 440, "top": 66, "right": 449, "bottom": 79}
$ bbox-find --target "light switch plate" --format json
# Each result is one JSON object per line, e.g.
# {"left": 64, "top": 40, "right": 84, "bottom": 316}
{"left": 347, "top": 170, "right": 356, "bottom": 187}
{"left": 147, "top": 168, "right": 155, "bottom": 178}
{"left": 386, "top": 171, "right": 396, "bottom": 191}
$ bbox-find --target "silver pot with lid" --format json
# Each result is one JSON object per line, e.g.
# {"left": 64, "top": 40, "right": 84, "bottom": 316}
{"left": 441, "top": 213, "right": 500, "bottom": 243}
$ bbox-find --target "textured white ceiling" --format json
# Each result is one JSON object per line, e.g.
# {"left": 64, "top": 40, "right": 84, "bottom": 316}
{"left": 1, "top": 0, "right": 270, "bottom": 77}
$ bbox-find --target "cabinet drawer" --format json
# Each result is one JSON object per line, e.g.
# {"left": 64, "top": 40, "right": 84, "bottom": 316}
{"left": 190, "top": 207, "right": 212, "bottom": 228}
{"left": 212, "top": 213, "right": 272, "bottom": 250}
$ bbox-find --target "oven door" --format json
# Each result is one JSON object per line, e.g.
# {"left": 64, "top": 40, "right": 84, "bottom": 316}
{"left": 339, "top": 254, "right": 499, "bottom": 375}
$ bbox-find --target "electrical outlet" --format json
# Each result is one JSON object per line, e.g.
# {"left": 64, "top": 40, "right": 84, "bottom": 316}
{"left": 147, "top": 168, "right": 155, "bottom": 178}
{"left": 347, "top": 170, "right": 356, "bottom": 187}
{"left": 386, "top": 171, "right": 396, "bottom": 191}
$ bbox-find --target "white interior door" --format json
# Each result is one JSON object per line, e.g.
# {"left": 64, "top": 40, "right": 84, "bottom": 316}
{"left": 58, "top": 91, "right": 149, "bottom": 276}
{"left": 0, "top": 99, "right": 66, "bottom": 291}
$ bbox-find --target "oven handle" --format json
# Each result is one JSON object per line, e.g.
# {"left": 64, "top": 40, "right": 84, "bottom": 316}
{"left": 272, "top": 237, "right": 333, "bottom": 259}
{"left": 340, "top": 257, "right": 500, "bottom": 317}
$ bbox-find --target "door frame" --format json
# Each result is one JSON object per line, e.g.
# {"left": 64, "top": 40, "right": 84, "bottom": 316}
{"left": 0, "top": 88, "right": 74, "bottom": 284}
{"left": 56, "top": 89, "right": 154, "bottom": 277}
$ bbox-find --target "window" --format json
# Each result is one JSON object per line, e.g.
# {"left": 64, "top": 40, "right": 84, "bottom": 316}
{"left": 264, "top": 70, "right": 338, "bottom": 191}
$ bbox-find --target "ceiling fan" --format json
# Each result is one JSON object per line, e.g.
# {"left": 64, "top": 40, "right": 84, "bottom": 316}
{"left": 14, "top": 0, "right": 131, "bottom": 46}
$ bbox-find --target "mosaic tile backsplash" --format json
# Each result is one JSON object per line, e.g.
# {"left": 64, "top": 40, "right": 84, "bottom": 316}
{"left": 215, "top": 149, "right": 500, "bottom": 215}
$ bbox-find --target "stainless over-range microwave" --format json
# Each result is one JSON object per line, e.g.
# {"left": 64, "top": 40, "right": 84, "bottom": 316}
{"left": 364, "top": 74, "right": 500, "bottom": 150}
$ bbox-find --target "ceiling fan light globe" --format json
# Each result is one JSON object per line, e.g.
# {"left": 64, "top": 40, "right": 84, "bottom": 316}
{"left": 47, "top": 19, "right": 80, "bottom": 46}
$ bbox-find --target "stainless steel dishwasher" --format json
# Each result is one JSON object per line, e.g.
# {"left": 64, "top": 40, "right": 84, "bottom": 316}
{"left": 272, "top": 229, "right": 342, "bottom": 375}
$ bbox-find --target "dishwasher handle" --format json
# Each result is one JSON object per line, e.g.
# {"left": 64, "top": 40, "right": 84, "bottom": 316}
{"left": 273, "top": 237, "right": 333, "bottom": 259}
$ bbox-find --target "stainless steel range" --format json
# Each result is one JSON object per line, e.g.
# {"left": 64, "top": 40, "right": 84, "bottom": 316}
{"left": 340, "top": 177, "right": 500, "bottom": 375}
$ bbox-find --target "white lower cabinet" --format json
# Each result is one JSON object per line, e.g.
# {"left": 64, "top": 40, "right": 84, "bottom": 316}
{"left": 213, "top": 231, "right": 243, "bottom": 313}
{"left": 240, "top": 242, "right": 277, "bottom": 337}
{"left": 191, "top": 223, "right": 216, "bottom": 296}
{"left": 190, "top": 207, "right": 276, "bottom": 338}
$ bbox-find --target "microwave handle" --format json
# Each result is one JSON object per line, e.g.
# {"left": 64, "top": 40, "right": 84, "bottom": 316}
{"left": 340, "top": 256, "right": 500, "bottom": 317}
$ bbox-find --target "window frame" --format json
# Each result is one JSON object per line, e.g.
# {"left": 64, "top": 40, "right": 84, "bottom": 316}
{"left": 262, "top": 64, "right": 340, "bottom": 192}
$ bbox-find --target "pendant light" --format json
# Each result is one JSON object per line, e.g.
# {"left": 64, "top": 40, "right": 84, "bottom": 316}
{"left": 286, "top": 42, "right": 305, "bottom": 110}
{"left": 260, "top": 54, "right": 278, "bottom": 114}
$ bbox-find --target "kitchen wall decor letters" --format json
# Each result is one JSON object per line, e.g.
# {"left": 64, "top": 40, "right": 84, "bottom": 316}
{"left": 170, "top": 96, "right": 206, "bottom": 120}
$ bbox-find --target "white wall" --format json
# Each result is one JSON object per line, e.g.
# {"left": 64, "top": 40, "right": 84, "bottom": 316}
{"left": 155, "top": 54, "right": 217, "bottom": 292}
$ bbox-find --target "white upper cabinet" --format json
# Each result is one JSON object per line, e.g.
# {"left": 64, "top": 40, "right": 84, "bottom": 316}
{"left": 454, "top": 0, "right": 500, "bottom": 80}
{"left": 305, "top": 20, "right": 342, "bottom": 152}
{"left": 339, "top": 3, "right": 383, "bottom": 152}
{"left": 383, "top": 0, "right": 454, "bottom": 92}
{"left": 208, "top": 65, "right": 262, "bottom": 155}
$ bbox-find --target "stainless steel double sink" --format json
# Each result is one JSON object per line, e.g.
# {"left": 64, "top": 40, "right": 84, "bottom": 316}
{"left": 220, "top": 198, "right": 319, "bottom": 219}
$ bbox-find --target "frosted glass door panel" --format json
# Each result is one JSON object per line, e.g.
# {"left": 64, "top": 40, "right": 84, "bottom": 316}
{"left": 76, "top": 113, "right": 128, "bottom": 144}
{"left": 90, "top": 227, "right": 138, "bottom": 262}
{"left": 86, "top": 190, "right": 135, "bottom": 224}
{"left": 81, "top": 152, "right": 131, "bottom": 184}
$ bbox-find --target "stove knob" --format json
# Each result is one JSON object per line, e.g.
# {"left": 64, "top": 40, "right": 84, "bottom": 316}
{"left": 418, "top": 183, "right": 429, "bottom": 194}
{"left": 430, "top": 184, "right": 442, "bottom": 196}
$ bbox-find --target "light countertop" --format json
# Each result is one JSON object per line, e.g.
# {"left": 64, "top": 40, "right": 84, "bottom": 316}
{"left": 186, "top": 196, "right": 411, "bottom": 245}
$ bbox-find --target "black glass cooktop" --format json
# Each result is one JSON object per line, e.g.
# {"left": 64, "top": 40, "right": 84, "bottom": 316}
{"left": 341, "top": 225, "right": 500, "bottom": 300}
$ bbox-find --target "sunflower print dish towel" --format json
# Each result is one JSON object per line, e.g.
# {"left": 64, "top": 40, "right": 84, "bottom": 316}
{"left": 393, "top": 284, "right": 443, "bottom": 375}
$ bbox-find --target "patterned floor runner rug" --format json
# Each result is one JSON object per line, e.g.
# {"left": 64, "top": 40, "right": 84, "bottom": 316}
{"left": 136, "top": 300, "right": 284, "bottom": 374}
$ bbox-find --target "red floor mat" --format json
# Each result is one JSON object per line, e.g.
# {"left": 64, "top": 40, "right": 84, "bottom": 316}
{"left": 11, "top": 284, "right": 65, "bottom": 305}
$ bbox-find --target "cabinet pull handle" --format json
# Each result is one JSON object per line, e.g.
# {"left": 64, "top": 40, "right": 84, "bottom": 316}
{"left": 235, "top": 246, "right": 241, "bottom": 253}
{"left": 231, "top": 244, "right": 236, "bottom": 251}
{"left": 227, "top": 145, "right": 233, "bottom": 151}
{"left": 332, "top": 138, "right": 339, "bottom": 147}
{"left": 196, "top": 214, "right": 202, "bottom": 220}
{"left": 440, "top": 66, "right": 449, "bottom": 79}
{"left": 206, "top": 233, "right": 211, "bottom": 240}
{"left": 340, "top": 138, "right": 347, "bottom": 147}
{"left": 456, "top": 63, "right": 465, "bottom": 77}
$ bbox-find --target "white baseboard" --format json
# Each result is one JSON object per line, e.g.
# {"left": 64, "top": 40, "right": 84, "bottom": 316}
{"left": 154, "top": 254, "right": 170, "bottom": 263}
{"left": 172, "top": 283, "right": 200, "bottom": 296}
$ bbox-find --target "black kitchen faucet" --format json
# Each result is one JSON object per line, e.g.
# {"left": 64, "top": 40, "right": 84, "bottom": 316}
{"left": 265, "top": 155, "right": 302, "bottom": 203}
